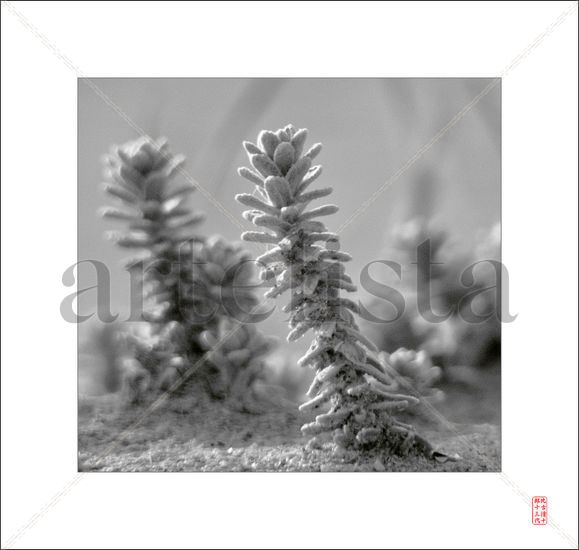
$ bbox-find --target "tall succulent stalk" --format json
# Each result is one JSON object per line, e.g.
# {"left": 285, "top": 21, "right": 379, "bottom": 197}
{"left": 102, "top": 137, "right": 209, "bottom": 394}
{"left": 236, "top": 124, "right": 434, "bottom": 454}
{"left": 102, "top": 137, "right": 205, "bottom": 331}
{"left": 102, "top": 136, "right": 269, "bottom": 403}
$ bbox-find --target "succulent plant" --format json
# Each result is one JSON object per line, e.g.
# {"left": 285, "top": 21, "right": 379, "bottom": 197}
{"left": 101, "top": 137, "right": 209, "bottom": 395}
{"left": 236, "top": 124, "right": 437, "bottom": 455}
{"left": 380, "top": 349, "right": 444, "bottom": 412}
{"left": 102, "top": 136, "right": 206, "bottom": 325}
{"left": 114, "top": 321, "right": 188, "bottom": 402}
{"left": 366, "top": 218, "right": 501, "bottom": 369}
{"left": 199, "top": 318, "right": 280, "bottom": 412}
{"left": 101, "top": 137, "right": 268, "bottom": 402}
{"left": 191, "top": 235, "right": 260, "bottom": 324}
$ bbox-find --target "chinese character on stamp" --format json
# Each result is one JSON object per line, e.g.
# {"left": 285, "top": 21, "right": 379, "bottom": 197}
{"left": 532, "top": 496, "right": 548, "bottom": 525}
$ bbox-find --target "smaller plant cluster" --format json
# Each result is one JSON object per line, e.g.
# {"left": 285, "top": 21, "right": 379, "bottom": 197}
{"left": 236, "top": 124, "right": 442, "bottom": 457}
{"left": 102, "top": 137, "right": 204, "bottom": 342}
{"left": 192, "top": 235, "right": 259, "bottom": 323}
{"left": 380, "top": 349, "right": 444, "bottom": 415}
{"left": 365, "top": 218, "right": 500, "bottom": 369}
{"left": 101, "top": 137, "right": 273, "bottom": 405}
{"left": 119, "top": 321, "right": 187, "bottom": 402}
{"left": 200, "top": 318, "right": 280, "bottom": 413}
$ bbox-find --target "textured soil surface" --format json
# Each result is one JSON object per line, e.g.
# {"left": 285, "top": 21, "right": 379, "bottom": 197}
{"left": 78, "top": 369, "right": 500, "bottom": 472}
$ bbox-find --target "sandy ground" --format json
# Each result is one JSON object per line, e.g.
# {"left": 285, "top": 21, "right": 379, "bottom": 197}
{"left": 78, "top": 369, "right": 500, "bottom": 472}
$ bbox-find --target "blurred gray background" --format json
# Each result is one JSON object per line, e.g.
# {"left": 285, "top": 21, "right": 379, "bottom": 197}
{"left": 78, "top": 78, "right": 500, "bottom": 393}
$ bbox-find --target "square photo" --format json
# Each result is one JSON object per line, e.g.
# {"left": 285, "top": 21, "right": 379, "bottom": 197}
{"left": 77, "top": 78, "right": 501, "bottom": 472}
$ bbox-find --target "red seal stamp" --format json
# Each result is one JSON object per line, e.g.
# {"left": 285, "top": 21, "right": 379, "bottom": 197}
{"left": 532, "top": 496, "right": 548, "bottom": 525}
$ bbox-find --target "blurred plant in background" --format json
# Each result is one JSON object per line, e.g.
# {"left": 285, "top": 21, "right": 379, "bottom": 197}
{"left": 364, "top": 218, "right": 500, "bottom": 379}
{"left": 199, "top": 318, "right": 286, "bottom": 413}
{"left": 100, "top": 137, "right": 277, "bottom": 405}
{"left": 380, "top": 348, "right": 444, "bottom": 416}
{"left": 101, "top": 136, "right": 204, "bottom": 347}
{"left": 193, "top": 235, "right": 259, "bottom": 322}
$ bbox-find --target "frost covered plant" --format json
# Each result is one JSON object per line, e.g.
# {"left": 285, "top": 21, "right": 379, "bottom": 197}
{"left": 118, "top": 321, "right": 188, "bottom": 402}
{"left": 192, "top": 239, "right": 286, "bottom": 408}
{"left": 236, "top": 124, "right": 436, "bottom": 455}
{"left": 366, "top": 218, "right": 501, "bottom": 369}
{"left": 102, "top": 137, "right": 205, "bottom": 329}
{"left": 199, "top": 318, "right": 280, "bottom": 412}
{"left": 102, "top": 137, "right": 208, "bottom": 396}
{"left": 192, "top": 235, "right": 259, "bottom": 322}
{"left": 380, "top": 349, "right": 444, "bottom": 412}
{"left": 102, "top": 137, "right": 265, "bottom": 401}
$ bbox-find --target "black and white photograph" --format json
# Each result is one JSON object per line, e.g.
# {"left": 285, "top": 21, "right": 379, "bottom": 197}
{"left": 77, "top": 78, "right": 502, "bottom": 473}
{"left": 1, "top": 2, "right": 577, "bottom": 549}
